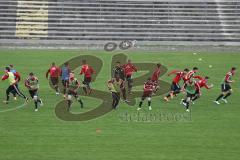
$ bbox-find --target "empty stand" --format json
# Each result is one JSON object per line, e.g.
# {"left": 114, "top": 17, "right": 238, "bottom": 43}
{"left": 0, "top": 0, "right": 239, "bottom": 48}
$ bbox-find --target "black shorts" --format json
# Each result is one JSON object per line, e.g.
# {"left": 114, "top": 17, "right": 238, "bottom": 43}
{"left": 83, "top": 77, "right": 91, "bottom": 86}
{"left": 67, "top": 90, "right": 78, "bottom": 97}
{"left": 170, "top": 82, "right": 181, "bottom": 92}
{"left": 62, "top": 79, "right": 69, "bottom": 87}
{"left": 51, "top": 77, "right": 59, "bottom": 86}
{"left": 29, "top": 90, "right": 38, "bottom": 98}
{"left": 126, "top": 75, "right": 132, "bottom": 81}
{"left": 187, "top": 92, "right": 195, "bottom": 98}
{"left": 112, "top": 92, "right": 120, "bottom": 100}
{"left": 120, "top": 76, "right": 126, "bottom": 81}
{"left": 221, "top": 83, "right": 231, "bottom": 92}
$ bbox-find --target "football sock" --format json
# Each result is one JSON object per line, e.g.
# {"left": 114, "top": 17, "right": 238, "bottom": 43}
{"left": 139, "top": 101, "right": 143, "bottom": 107}
{"left": 116, "top": 98, "right": 120, "bottom": 107}
{"left": 114, "top": 100, "right": 118, "bottom": 109}
{"left": 83, "top": 87, "right": 87, "bottom": 94}
{"left": 67, "top": 100, "right": 72, "bottom": 111}
{"left": 112, "top": 99, "right": 117, "bottom": 108}
{"left": 122, "top": 89, "right": 127, "bottom": 100}
{"left": 192, "top": 96, "right": 198, "bottom": 101}
{"left": 166, "top": 93, "right": 171, "bottom": 98}
{"left": 216, "top": 94, "right": 224, "bottom": 101}
{"left": 55, "top": 86, "right": 59, "bottom": 92}
{"left": 128, "top": 80, "right": 132, "bottom": 93}
{"left": 112, "top": 101, "right": 115, "bottom": 108}
{"left": 186, "top": 101, "right": 189, "bottom": 109}
{"left": 6, "top": 94, "right": 10, "bottom": 101}
{"left": 148, "top": 101, "right": 151, "bottom": 107}
{"left": 78, "top": 99, "right": 83, "bottom": 108}
{"left": 34, "top": 101, "right": 38, "bottom": 109}
{"left": 173, "top": 90, "right": 180, "bottom": 95}
{"left": 223, "top": 92, "right": 231, "bottom": 99}
{"left": 183, "top": 99, "right": 187, "bottom": 104}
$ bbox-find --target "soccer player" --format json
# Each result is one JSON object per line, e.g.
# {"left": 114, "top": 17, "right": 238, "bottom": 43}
{"left": 46, "top": 62, "right": 61, "bottom": 95}
{"left": 181, "top": 81, "right": 196, "bottom": 112}
{"left": 181, "top": 67, "right": 199, "bottom": 112}
{"left": 61, "top": 62, "right": 71, "bottom": 97}
{"left": 8, "top": 64, "right": 18, "bottom": 100}
{"left": 122, "top": 59, "right": 137, "bottom": 94}
{"left": 25, "top": 72, "right": 43, "bottom": 111}
{"left": 164, "top": 68, "right": 189, "bottom": 101}
{"left": 112, "top": 61, "right": 129, "bottom": 102}
{"left": 184, "top": 67, "right": 199, "bottom": 85}
{"left": 112, "top": 61, "right": 125, "bottom": 80}
{"left": 1, "top": 67, "right": 28, "bottom": 104}
{"left": 137, "top": 78, "right": 155, "bottom": 111}
{"left": 80, "top": 60, "right": 95, "bottom": 95}
{"left": 66, "top": 72, "right": 83, "bottom": 111}
{"left": 151, "top": 63, "right": 161, "bottom": 94}
{"left": 214, "top": 67, "right": 237, "bottom": 104}
{"left": 191, "top": 76, "right": 213, "bottom": 103}
{"left": 107, "top": 74, "right": 125, "bottom": 109}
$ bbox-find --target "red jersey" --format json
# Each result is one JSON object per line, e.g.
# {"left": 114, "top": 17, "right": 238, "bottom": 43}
{"left": 224, "top": 71, "right": 233, "bottom": 83}
{"left": 195, "top": 78, "right": 210, "bottom": 90}
{"left": 168, "top": 70, "right": 185, "bottom": 84}
{"left": 184, "top": 70, "right": 196, "bottom": 84}
{"left": 122, "top": 63, "right": 137, "bottom": 76}
{"left": 173, "top": 72, "right": 185, "bottom": 84}
{"left": 151, "top": 68, "right": 161, "bottom": 82}
{"left": 46, "top": 66, "right": 61, "bottom": 78}
{"left": 80, "top": 64, "right": 95, "bottom": 78}
{"left": 186, "top": 70, "right": 194, "bottom": 80}
{"left": 143, "top": 80, "right": 154, "bottom": 92}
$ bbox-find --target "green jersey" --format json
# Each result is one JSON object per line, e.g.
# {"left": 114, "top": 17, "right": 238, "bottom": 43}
{"left": 185, "top": 84, "right": 196, "bottom": 94}
{"left": 68, "top": 78, "right": 79, "bottom": 91}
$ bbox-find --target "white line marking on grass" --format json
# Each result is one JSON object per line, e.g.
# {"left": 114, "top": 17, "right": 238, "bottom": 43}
{"left": 0, "top": 103, "right": 26, "bottom": 113}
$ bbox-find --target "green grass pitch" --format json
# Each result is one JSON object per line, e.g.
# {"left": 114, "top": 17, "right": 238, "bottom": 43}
{"left": 0, "top": 49, "right": 240, "bottom": 160}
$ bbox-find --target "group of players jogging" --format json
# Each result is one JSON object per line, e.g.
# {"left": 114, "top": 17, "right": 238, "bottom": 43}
{"left": 1, "top": 59, "right": 237, "bottom": 112}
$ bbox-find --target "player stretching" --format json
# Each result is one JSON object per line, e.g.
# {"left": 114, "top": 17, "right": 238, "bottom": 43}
{"left": 191, "top": 76, "right": 213, "bottom": 104}
{"left": 2, "top": 67, "right": 28, "bottom": 104}
{"left": 112, "top": 61, "right": 129, "bottom": 102}
{"left": 107, "top": 74, "right": 125, "bottom": 109}
{"left": 61, "top": 62, "right": 71, "bottom": 98}
{"left": 123, "top": 59, "right": 137, "bottom": 94}
{"left": 137, "top": 78, "right": 155, "bottom": 111}
{"left": 151, "top": 63, "right": 161, "bottom": 94}
{"left": 25, "top": 73, "right": 43, "bottom": 111}
{"left": 66, "top": 72, "right": 83, "bottom": 111}
{"left": 46, "top": 63, "right": 61, "bottom": 95}
{"left": 164, "top": 68, "right": 189, "bottom": 101}
{"left": 214, "top": 67, "right": 237, "bottom": 104}
{"left": 80, "top": 60, "right": 95, "bottom": 95}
